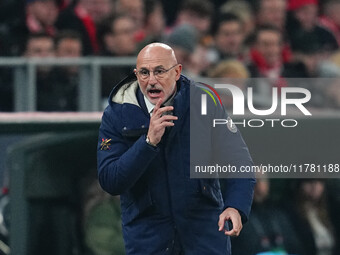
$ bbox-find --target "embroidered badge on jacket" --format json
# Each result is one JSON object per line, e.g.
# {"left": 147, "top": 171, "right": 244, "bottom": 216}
{"left": 100, "top": 138, "right": 112, "bottom": 150}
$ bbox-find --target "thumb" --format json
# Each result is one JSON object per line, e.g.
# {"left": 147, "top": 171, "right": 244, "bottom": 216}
{"left": 218, "top": 216, "right": 226, "bottom": 231}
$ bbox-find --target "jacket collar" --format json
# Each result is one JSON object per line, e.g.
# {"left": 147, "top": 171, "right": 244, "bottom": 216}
{"left": 115, "top": 74, "right": 190, "bottom": 137}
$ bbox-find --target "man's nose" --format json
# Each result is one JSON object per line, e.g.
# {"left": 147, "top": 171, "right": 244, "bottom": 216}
{"left": 148, "top": 71, "right": 157, "bottom": 84}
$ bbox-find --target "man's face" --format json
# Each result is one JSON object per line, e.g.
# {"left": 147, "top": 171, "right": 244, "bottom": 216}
{"left": 105, "top": 17, "right": 137, "bottom": 56}
{"left": 56, "top": 39, "right": 82, "bottom": 57}
{"left": 112, "top": 17, "right": 136, "bottom": 55}
{"left": 255, "top": 30, "right": 282, "bottom": 66}
{"left": 25, "top": 37, "right": 55, "bottom": 73}
{"left": 135, "top": 47, "right": 182, "bottom": 105}
{"left": 145, "top": 4, "right": 165, "bottom": 36}
{"left": 56, "top": 38, "right": 82, "bottom": 74}
{"left": 25, "top": 37, "right": 55, "bottom": 57}
{"left": 119, "top": 0, "right": 145, "bottom": 29}
{"left": 258, "top": 0, "right": 286, "bottom": 29}
{"left": 215, "top": 21, "right": 244, "bottom": 56}
{"left": 301, "top": 180, "right": 324, "bottom": 201}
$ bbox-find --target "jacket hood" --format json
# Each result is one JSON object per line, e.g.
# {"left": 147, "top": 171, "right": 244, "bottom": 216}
{"left": 108, "top": 72, "right": 138, "bottom": 107}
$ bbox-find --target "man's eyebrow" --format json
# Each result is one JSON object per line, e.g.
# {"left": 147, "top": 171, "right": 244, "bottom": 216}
{"left": 154, "top": 65, "right": 165, "bottom": 69}
{"left": 138, "top": 65, "right": 165, "bottom": 70}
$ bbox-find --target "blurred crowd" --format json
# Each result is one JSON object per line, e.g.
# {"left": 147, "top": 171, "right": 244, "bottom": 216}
{"left": 1, "top": 0, "right": 340, "bottom": 111}
{"left": 231, "top": 177, "right": 340, "bottom": 255}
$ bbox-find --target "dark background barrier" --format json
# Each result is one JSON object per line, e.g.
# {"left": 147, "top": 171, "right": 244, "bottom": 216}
{"left": 2, "top": 113, "right": 339, "bottom": 255}
{"left": 7, "top": 131, "right": 98, "bottom": 255}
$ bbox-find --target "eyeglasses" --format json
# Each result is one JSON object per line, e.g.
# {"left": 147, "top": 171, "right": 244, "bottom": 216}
{"left": 136, "top": 64, "right": 179, "bottom": 80}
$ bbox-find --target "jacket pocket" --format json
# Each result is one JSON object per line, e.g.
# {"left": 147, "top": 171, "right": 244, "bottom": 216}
{"left": 199, "top": 179, "right": 224, "bottom": 208}
{"left": 121, "top": 190, "right": 153, "bottom": 225}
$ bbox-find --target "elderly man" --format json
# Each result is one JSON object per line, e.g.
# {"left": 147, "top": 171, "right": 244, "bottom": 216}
{"left": 97, "top": 43, "right": 255, "bottom": 254}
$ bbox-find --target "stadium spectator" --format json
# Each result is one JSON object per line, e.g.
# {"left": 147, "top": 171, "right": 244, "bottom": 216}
{"left": 207, "top": 59, "right": 249, "bottom": 108}
{"left": 165, "top": 24, "right": 199, "bottom": 76}
{"left": 255, "top": 0, "right": 287, "bottom": 31}
{"left": 83, "top": 180, "right": 125, "bottom": 255}
{"left": 287, "top": 179, "right": 338, "bottom": 255}
{"left": 232, "top": 176, "right": 304, "bottom": 255}
{"left": 135, "top": 0, "right": 166, "bottom": 47}
{"left": 311, "top": 57, "right": 340, "bottom": 107}
{"left": 172, "top": 0, "right": 214, "bottom": 36}
{"left": 247, "top": 26, "right": 285, "bottom": 79}
{"left": 211, "top": 13, "right": 247, "bottom": 63}
{"left": 4, "top": 0, "right": 59, "bottom": 56}
{"left": 319, "top": 0, "right": 340, "bottom": 47}
{"left": 78, "top": 0, "right": 114, "bottom": 24}
{"left": 25, "top": 0, "right": 59, "bottom": 36}
{"left": 219, "top": 0, "right": 255, "bottom": 38}
{"left": 116, "top": 0, "right": 145, "bottom": 30}
{"left": 254, "top": 0, "right": 295, "bottom": 73}
{"left": 169, "top": 0, "right": 215, "bottom": 77}
{"left": 208, "top": 59, "right": 250, "bottom": 79}
{"left": 23, "top": 33, "right": 57, "bottom": 111}
{"left": 286, "top": 0, "right": 338, "bottom": 56}
{"left": 97, "top": 14, "right": 137, "bottom": 101}
{"left": 56, "top": 0, "right": 115, "bottom": 55}
{"left": 306, "top": 52, "right": 340, "bottom": 107}
{"left": 24, "top": 32, "right": 55, "bottom": 73}
{"left": 246, "top": 26, "right": 293, "bottom": 107}
{"left": 55, "top": 29, "right": 82, "bottom": 58}
{"left": 285, "top": 33, "right": 321, "bottom": 78}
{"left": 54, "top": 29, "right": 83, "bottom": 77}
{"left": 282, "top": 39, "right": 340, "bottom": 107}
{"left": 38, "top": 30, "right": 84, "bottom": 111}
{"left": 54, "top": 29, "right": 82, "bottom": 90}
{"left": 286, "top": 11, "right": 340, "bottom": 79}
{"left": 24, "top": 32, "right": 80, "bottom": 111}
{"left": 97, "top": 14, "right": 137, "bottom": 57}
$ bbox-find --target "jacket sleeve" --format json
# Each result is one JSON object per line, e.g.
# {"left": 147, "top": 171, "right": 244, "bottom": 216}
{"left": 190, "top": 82, "right": 255, "bottom": 222}
{"left": 97, "top": 107, "right": 159, "bottom": 195}
{"left": 222, "top": 178, "right": 255, "bottom": 223}
{"left": 197, "top": 83, "right": 256, "bottom": 222}
{"left": 214, "top": 106, "right": 255, "bottom": 223}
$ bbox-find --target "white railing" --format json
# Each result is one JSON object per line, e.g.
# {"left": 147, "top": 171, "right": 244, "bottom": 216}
{"left": 0, "top": 57, "right": 136, "bottom": 112}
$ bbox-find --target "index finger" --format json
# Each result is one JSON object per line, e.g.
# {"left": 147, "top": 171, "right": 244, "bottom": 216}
{"left": 153, "top": 98, "right": 163, "bottom": 113}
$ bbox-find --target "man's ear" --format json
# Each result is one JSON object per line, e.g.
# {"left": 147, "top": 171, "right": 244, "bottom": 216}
{"left": 175, "top": 64, "right": 182, "bottom": 81}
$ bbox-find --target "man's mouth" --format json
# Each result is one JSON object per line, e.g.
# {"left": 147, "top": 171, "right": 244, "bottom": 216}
{"left": 148, "top": 89, "right": 162, "bottom": 98}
